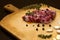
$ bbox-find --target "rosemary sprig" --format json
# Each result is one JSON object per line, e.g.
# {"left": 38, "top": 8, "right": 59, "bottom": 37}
{"left": 26, "top": 11, "right": 33, "bottom": 15}
{"left": 38, "top": 34, "right": 52, "bottom": 39}
{"left": 23, "top": 4, "right": 41, "bottom": 9}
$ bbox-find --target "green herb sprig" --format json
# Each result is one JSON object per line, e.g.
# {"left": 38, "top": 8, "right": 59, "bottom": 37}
{"left": 35, "top": 4, "right": 41, "bottom": 10}
{"left": 26, "top": 11, "right": 33, "bottom": 16}
{"left": 38, "top": 34, "right": 52, "bottom": 39}
{"left": 23, "top": 4, "right": 41, "bottom": 9}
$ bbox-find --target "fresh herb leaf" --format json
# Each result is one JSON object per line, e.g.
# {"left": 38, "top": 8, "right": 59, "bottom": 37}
{"left": 38, "top": 34, "right": 42, "bottom": 37}
{"left": 26, "top": 11, "right": 33, "bottom": 15}
{"left": 42, "top": 35, "right": 46, "bottom": 39}
{"left": 23, "top": 4, "right": 41, "bottom": 9}
{"left": 36, "top": 5, "right": 41, "bottom": 10}
{"left": 38, "top": 34, "right": 52, "bottom": 39}
{"left": 26, "top": 11, "right": 31, "bottom": 15}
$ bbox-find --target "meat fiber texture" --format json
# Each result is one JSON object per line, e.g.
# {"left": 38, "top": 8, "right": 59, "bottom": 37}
{"left": 23, "top": 9, "right": 56, "bottom": 24}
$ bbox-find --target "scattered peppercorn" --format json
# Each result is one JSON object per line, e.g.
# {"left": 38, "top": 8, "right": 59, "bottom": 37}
{"left": 37, "top": 24, "right": 40, "bottom": 27}
{"left": 42, "top": 28, "right": 45, "bottom": 31}
{"left": 42, "top": 24, "right": 45, "bottom": 27}
{"left": 49, "top": 25, "right": 51, "bottom": 27}
{"left": 33, "top": 25, "right": 35, "bottom": 27}
{"left": 36, "top": 28, "right": 38, "bottom": 31}
{"left": 46, "top": 9, "right": 49, "bottom": 11}
{"left": 26, "top": 24, "right": 28, "bottom": 27}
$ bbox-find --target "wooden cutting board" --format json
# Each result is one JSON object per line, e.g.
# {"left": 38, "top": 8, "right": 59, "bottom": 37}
{"left": 0, "top": 4, "right": 60, "bottom": 40}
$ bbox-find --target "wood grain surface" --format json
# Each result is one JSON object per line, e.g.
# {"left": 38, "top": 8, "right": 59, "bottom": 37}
{"left": 0, "top": 4, "right": 60, "bottom": 40}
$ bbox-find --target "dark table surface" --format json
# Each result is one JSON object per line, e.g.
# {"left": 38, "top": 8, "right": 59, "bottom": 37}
{"left": 0, "top": 0, "right": 60, "bottom": 40}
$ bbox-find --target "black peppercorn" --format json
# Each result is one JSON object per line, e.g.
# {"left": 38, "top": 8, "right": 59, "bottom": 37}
{"left": 46, "top": 9, "right": 49, "bottom": 11}
{"left": 49, "top": 25, "right": 51, "bottom": 27}
{"left": 26, "top": 24, "right": 28, "bottom": 27}
{"left": 36, "top": 28, "right": 38, "bottom": 31}
{"left": 33, "top": 25, "right": 35, "bottom": 27}
{"left": 42, "top": 24, "right": 45, "bottom": 27}
{"left": 42, "top": 28, "right": 45, "bottom": 31}
{"left": 37, "top": 24, "right": 40, "bottom": 27}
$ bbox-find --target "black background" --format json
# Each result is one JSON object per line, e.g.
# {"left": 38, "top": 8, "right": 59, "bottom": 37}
{"left": 0, "top": 0, "right": 60, "bottom": 40}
